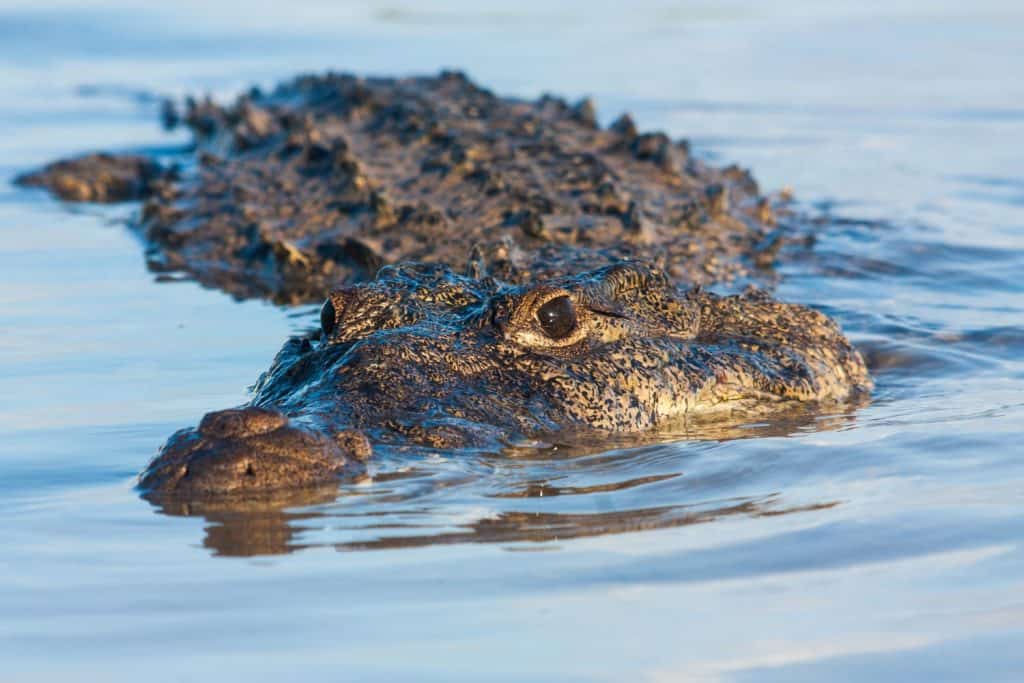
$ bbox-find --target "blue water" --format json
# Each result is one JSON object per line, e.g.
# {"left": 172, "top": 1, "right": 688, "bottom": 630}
{"left": 2, "top": 2, "right": 1023, "bottom": 680}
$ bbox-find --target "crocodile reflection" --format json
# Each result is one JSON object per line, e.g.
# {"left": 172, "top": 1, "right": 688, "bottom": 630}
{"left": 177, "top": 496, "right": 840, "bottom": 557}
{"left": 140, "top": 261, "right": 870, "bottom": 505}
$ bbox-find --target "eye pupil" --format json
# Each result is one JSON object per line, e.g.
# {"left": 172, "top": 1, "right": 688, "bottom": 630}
{"left": 536, "top": 296, "right": 577, "bottom": 340}
{"left": 320, "top": 299, "right": 336, "bottom": 337}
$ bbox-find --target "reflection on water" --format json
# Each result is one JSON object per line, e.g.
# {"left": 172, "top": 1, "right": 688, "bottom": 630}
{"left": 149, "top": 483, "right": 346, "bottom": 557}
{"left": 2, "top": 1, "right": 1024, "bottom": 680}
{"left": 333, "top": 498, "right": 839, "bottom": 553}
{"left": 149, "top": 481, "right": 838, "bottom": 557}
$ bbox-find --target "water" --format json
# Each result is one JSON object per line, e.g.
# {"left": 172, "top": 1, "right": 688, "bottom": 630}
{"left": 2, "top": 1, "right": 1023, "bottom": 680}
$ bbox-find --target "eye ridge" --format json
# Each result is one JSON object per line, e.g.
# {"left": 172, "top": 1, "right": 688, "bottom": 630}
{"left": 536, "top": 295, "right": 577, "bottom": 340}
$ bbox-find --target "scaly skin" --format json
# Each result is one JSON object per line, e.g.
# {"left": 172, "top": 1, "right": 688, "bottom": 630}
{"left": 15, "top": 153, "right": 171, "bottom": 202}
{"left": 17, "top": 70, "right": 790, "bottom": 303}
{"left": 139, "top": 261, "right": 871, "bottom": 499}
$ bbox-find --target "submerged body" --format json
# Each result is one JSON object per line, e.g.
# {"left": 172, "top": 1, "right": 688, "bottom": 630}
{"left": 140, "top": 261, "right": 871, "bottom": 498}
{"left": 18, "top": 71, "right": 789, "bottom": 303}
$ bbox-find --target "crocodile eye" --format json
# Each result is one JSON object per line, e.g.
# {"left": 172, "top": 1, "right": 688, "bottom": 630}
{"left": 320, "top": 299, "right": 336, "bottom": 338}
{"left": 536, "top": 295, "right": 577, "bottom": 340}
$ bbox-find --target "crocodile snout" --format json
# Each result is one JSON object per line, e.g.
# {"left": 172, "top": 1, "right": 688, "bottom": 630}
{"left": 139, "top": 407, "right": 369, "bottom": 498}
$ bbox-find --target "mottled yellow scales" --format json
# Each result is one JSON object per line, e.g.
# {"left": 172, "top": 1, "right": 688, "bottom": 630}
{"left": 140, "top": 261, "right": 870, "bottom": 499}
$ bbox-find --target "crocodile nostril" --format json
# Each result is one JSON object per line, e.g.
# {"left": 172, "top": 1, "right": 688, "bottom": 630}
{"left": 244, "top": 463, "right": 256, "bottom": 477}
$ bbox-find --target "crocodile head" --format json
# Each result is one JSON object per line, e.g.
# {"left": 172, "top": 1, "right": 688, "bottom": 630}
{"left": 139, "top": 261, "right": 870, "bottom": 499}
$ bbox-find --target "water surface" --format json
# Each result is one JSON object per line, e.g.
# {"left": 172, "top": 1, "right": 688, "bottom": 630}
{"left": 2, "top": 2, "right": 1023, "bottom": 680}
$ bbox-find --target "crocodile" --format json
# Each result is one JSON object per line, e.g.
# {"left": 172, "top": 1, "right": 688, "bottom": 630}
{"left": 14, "top": 70, "right": 868, "bottom": 502}
{"left": 17, "top": 70, "right": 790, "bottom": 303}
{"left": 139, "top": 261, "right": 871, "bottom": 499}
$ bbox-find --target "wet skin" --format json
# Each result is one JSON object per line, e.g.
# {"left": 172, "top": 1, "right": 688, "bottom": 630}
{"left": 139, "top": 261, "right": 871, "bottom": 499}
{"left": 17, "top": 71, "right": 790, "bottom": 304}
